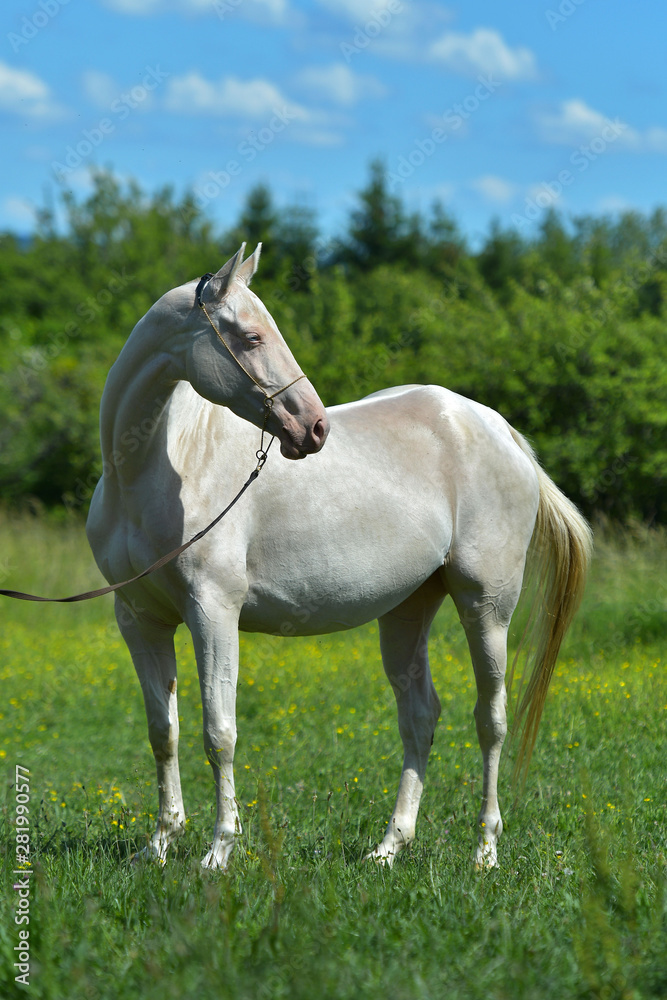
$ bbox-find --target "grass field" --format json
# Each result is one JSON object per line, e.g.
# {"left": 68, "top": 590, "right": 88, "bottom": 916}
{"left": 1, "top": 513, "right": 665, "bottom": 1000}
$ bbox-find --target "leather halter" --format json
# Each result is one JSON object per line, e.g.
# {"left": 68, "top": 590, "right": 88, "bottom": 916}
{"left": 196, "top": 271, "right": 307, "bottom": 469}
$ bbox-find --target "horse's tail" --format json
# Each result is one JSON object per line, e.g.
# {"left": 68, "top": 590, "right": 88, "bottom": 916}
{"left": 507, "top": 427, "right": 594, "bottom": 780}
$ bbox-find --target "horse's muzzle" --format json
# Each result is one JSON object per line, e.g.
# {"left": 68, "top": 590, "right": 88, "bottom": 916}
{"left": 279, "top": 413, "right": 329, "bottom": 459}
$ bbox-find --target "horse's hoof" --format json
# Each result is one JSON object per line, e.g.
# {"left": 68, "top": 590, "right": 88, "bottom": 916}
{"left": 201, "top": 849, "right": 228, "bottom": 871}
{"left": 474, "top": 850, "right": 499, "bottom": 870}
{"left": 364, "top": 848, "right": 395, "bottom": 868}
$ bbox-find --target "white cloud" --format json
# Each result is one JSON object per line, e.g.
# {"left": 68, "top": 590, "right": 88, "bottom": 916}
{"left": 24, "top": 145, "right": 52, "bottom": 162}
{"left": 82, "top": 70, "right": 119, "bottom": 109}
{"left": 103, "top": 0, "right": 160, "bottom": 10}
{"left": 290, "top": 127, "right": 345, "bottom": 146}
{"left": 164, "top": 72, "right": 308, "bottom": 120}
{"left": 413, "top": 180, "right": 457, "bottom": 203}
{"left": 536, "top": 99, "right": 667, "bottom": 153}
{"left": 430, "top": 27, "right": 537, "bottom": 80}
{"left": 526, "top": 182, "right": 561, "bottom": 210}
{"left": 81, "top": 69, "right": 158, "bottom": 113}
{"left": 231, "top": 0, "right": 289, "bottom": 20}
{"left": 317, "top": 0, "right": 388, "bottom": 21}
{"left": 326, "top": 0, "right": 452, "bottom": 61}
{"left": 536, "top": 99, "right": 633, "bottom": 146}
{"left": 103, "top": 0, "right": 288, "bottom": 20}
{"left": 103, "top": 0, "right": 210, "bottom": 11}
{"left": 164, "top": 71, "right": 353, "bottom": 146}
{"left": 2, "top": 196, "right": 35, "bottom": 227}
{"left": 54, "top": 166, "right": 98, "bottom": 193}
{"left": 639, "top": 125, "right": 667, "bottom": 153}
{"left": 296, "top": 64, "right": 385, "bottom": 105}
{"left": 470, "top": 175, "right": 516, "bottom": 203}
{"left": 596, "top": 194, "right": 635, "bottom": 214}
{"left": 0, "top": 61, "right": 64, "bottom": 120}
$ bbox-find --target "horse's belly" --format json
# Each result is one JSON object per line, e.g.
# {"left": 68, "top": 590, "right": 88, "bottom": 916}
{"left": 239, "top": 516, "right": 449, "bottom": 636}
{"left": 240, "top": 586, "right": 402, "bottom": 635}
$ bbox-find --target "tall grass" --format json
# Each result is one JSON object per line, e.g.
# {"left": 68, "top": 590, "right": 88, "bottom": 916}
{"left": 0, "top": 507, "right": 111, "bottom": 628}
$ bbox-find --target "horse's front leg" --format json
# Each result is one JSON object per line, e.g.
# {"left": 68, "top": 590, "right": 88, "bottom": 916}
{"left": 114, "top": 598, "right": 185, "bottom": 863}
{"left": 188, "top": 602, "right": 243, "bottom": 870}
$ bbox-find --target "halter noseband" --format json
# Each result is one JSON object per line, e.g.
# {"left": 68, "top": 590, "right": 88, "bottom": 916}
{"left": 195, "top": 272, "right": 307, "bottom": 470}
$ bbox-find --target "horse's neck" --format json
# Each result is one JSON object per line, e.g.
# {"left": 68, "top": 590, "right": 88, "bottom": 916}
{"left": 100, "top": 307, "right": 185, "bottom": 484}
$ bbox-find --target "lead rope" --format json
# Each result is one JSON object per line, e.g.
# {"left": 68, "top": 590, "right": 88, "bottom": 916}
{"left": 0, "top": 274, "right": 305, "bottom": 603}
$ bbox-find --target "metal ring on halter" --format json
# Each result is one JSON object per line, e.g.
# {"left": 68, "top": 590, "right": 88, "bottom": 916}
{"left": 255, "top": 397, "right": 275, "bottom": 471}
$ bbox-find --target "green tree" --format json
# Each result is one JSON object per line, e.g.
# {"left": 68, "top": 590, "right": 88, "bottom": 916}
{"left": 337, "top": 159, "right": 423, "bottom": 271}
{"left": 476, "top": 219, "right": 527, "bottom": 302}
{"left": 534, "top": 208, "right": 578, "bottom": 283}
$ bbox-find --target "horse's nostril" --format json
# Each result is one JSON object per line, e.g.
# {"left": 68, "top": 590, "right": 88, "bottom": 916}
{"left": 312, "top": 418, "right": 327, "bottom": 448}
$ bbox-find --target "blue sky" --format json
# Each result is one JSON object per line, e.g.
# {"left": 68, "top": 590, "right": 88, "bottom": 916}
{"left": 2, "top": 0, "right": 667, "bottom": 246}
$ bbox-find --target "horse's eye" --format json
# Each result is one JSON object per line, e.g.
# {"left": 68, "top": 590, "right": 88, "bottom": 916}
{"left": 245, "top": 333, "right": 262, "bottom": 346}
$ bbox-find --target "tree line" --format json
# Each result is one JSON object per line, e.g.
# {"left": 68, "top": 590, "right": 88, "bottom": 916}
{"left": 0, "top": 161, "right": 664, "bottom": 523}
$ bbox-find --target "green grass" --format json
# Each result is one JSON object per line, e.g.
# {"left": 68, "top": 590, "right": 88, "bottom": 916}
{"left": 1, "top": 512, "right": 665, "bottom": 1000}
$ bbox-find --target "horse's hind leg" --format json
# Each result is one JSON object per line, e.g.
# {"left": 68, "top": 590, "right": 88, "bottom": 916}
{"left": 369, "top": 573, "right": 445, "bottom": 865}
{"left": 467, "top": 620, "right": 511, "bottom": 867}
{"left": 449, "top": 579, "right": 523, "bottom": 868}
{"left": 115, "top": 597, "right": 185, "bottom": 862}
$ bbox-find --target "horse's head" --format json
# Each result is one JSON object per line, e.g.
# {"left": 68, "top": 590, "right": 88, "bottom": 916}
{"left": 186, "top": 244, "right": 328, "bottom": 459}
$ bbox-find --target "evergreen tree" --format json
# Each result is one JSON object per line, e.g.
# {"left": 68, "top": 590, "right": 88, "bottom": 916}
{"left": 535, "top": 209, "right": 578, "bottom": 283}
{"left": 476, "top": 219, "right": 526, "bottom": 301}
{"left": 338, "top": 159, "right": 420, "bottom": 271}
{"left": 275, "top": 203, "right": 319, "bottom": 292}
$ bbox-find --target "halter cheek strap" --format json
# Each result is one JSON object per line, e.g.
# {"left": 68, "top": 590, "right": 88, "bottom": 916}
{"left": 196, "top": 274, "right": 305, "bottom": 397}
{"left": 195, "top": 272, "right": 307, "bottom": 469}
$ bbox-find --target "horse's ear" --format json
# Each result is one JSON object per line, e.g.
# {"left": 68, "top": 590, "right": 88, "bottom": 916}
{"left": 235, "top": 243, "right": 262, "bottom": 286}
{"left": 208, "top": 244, "right": 246, "bottom": 299}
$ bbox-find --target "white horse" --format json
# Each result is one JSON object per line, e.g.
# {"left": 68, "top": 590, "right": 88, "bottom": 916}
{"left": 87, "top": 244, "right": 592, "bottom": 870}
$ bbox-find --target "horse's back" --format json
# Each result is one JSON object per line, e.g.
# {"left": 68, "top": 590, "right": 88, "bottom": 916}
{"left": 332, "top": 383, "right": 533, "bottom": 482}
